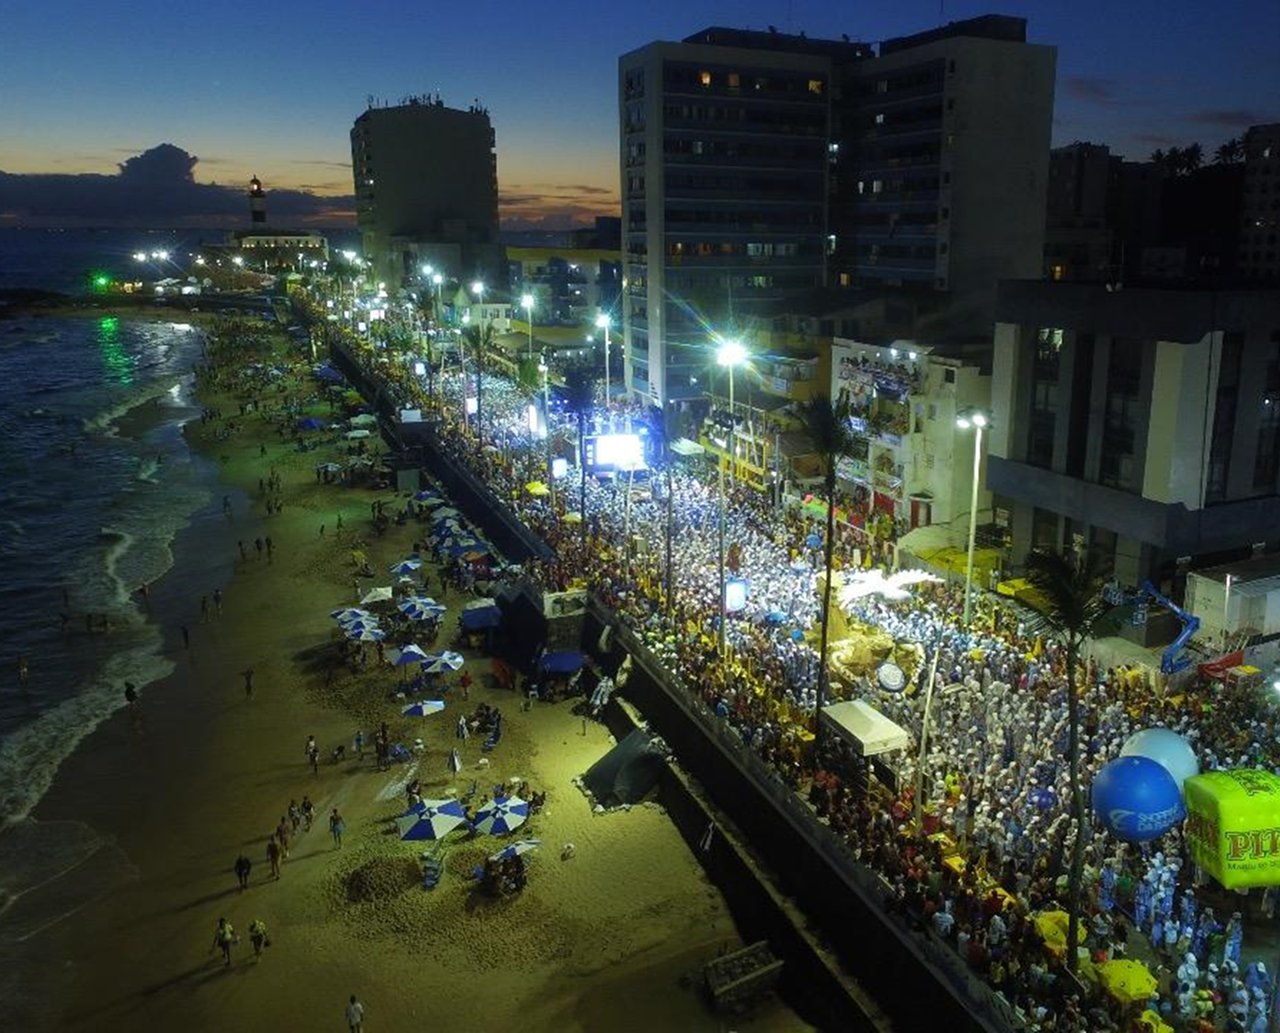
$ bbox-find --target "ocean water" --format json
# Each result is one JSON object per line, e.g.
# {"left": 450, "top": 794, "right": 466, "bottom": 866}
{"left": 0, "top": 314, "right": 217, "bottom": 823}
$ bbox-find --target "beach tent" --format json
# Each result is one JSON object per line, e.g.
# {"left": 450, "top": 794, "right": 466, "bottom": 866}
{"left": 539, "top": 650, "right": 586, "bottom": 675}
{"left": 296, "top": 416, "right": 326, "bottom": 431}
{"left": 460, "top": 601, "right": 502, "bottom": 631}
{"left": 583, "top": 729, "right": 666, "bottom": 807}
{"left": 820, "top": 700, "right": 911, "bottom": 757}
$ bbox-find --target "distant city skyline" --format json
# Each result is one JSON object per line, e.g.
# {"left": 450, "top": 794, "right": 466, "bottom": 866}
{"left": 1, "top": 0, "right": 1276, "bottom": 228}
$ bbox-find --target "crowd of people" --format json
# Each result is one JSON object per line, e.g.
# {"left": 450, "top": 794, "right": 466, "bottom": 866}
{"left": 319, "top": 301, "right": 1280, "bottom": 1032}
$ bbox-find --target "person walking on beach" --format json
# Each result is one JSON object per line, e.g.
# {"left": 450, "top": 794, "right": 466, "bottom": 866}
{"left": 213, "top": 588, "right": 223, "bottom": 617}
{"left": 329, "top": 808, "right": 346, "bottom": 849}
{"left": 346, "top": 994, "right": 365, "bottom": 1033}
{"left": 275, "top": 817, "right": 291, "bottom": 859}
{"left": 305, "top": 735, "right": 319, "bottom": 774}
{"left": 242, "top": 667, "right": 254, "bottom": 700}
{"left": 200, "top": 595, "right": 209, "bottom": 622}
{"left": 180, "top": 624, "right": 190, "bottom": 650}
{"left": 266, "top": 836, "right": 281, "bottom": 879}
{"left": 17, "top": 655, "right": 29, "bottom": 690}
{"left": 248, "top": 918, "right": 269, "bottom": 958}
{"left": 210, "top": 917, "right": 238, "bottom": 967}
{"left": 353, "top": 729, "right": 364, "bottom": 760}
{"left": 222, "top": 494, "right": 232, "bottom": 517}
{"left": 300, "top": 794, "right": 315, "bottom": 830}
{"left": 234, "top": 853, "right": 252, "bottom": 890}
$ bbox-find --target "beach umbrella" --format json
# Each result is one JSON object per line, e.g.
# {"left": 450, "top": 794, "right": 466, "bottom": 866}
{"left": 347, "top": 626, "right": 386, "bottom": 642}
{"left": 341, "top": 619, "right": 381, "bottom": 635}
{"left": 488, "top": 838, "right": 541, "bottom": 862}
{"left": 1099, "top": 959, "right": 1158, "bottom": 1005}
{"left": 296, "top": 416, "right": 326, "bottom": 431}
{"left": 392, "top": 644, "right": 430, "bottom": 666}
{"left": 402, "top": 699, "right": 446, "bottom": 717}
{"left": 331, "top": 607, "right": 374, "bottom": 622}
{"left": 413, "top": 489, "right": 440, "bottom": 503}
{"left": 389, "top": 558, "right": 423, "bottom": 575}
{"left": 345, "top": 429, "right": 372, "bottom": 439}
{"left": 349, "top": 413, "right": 377, "bottom": 427}
{"left": 434, "top": 507, "right": 462, "bottom": 519}
{"left": 448, "top": 748, "right": 462, "bottom": 773}
{"left": 360, "top": 586, "right": 394, "bottom": 605}
{"left": 396, "top": 798, "right": 468, "bottom": 841}
{"left": 421, "top": 650, "right": 465, "bottom": 674}
{"left": 472, "top": 796, "right": 529, "bottom": 836}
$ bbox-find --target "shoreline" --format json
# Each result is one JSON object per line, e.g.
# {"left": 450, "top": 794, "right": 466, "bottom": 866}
{"left": 9, "top": 319, "right": 808, "bottom": 1031}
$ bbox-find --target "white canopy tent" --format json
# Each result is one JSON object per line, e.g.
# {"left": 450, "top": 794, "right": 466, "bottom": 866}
{"left": 821, "top": 700, "right": 912, "bottom": 757}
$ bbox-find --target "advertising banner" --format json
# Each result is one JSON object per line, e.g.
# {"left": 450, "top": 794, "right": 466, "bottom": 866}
{"left": 1184, "top": 769, "right": 1280, "bottom": 888}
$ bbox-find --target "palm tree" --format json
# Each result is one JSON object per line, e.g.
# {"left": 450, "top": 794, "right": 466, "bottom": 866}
{"left": 562, "top": 363, "right": 598, "bottom": 554}
{"left": 1214, "top": 136, "right": 1244, "bottom": 165}
{"left": 1022, "top": 547, "right": 1109, "bottom": 974}
{"left": 800, "top": 394, "right": 857, "bottom": 742}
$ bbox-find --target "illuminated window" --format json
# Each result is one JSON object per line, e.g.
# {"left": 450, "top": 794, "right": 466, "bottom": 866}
{"left": 1051, "top": 264, "right": 1065, "bottom": 281}
{"left": 727, "top": 73, "right": 740, "bottom": 88}
{"left": 699, "top": 70, "right": 712, "bottom": 87}
{"left": 808, "top": 79, "right": 823, "bottom": 94}
{"left": 875, "top": 113, "right": 885, "bottom": 125}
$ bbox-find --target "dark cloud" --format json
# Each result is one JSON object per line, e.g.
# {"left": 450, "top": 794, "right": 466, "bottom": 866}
{"left": 1189, "top": 109, "right": 1268, "bottom": 127}
{"left": 0, "top": 144, "right": 353, "bottom": 228}
{"left": 499, "top": 180, "right": 618, "bottom": 231}
{"left": 1062, "top": 75, "right": 1121, "bottom": 104}
{"left": 1133, "top": 132, "right": 1178, "bottom": 146}
{"left": 295, "top": 159, "right": 354, "bottom": 170}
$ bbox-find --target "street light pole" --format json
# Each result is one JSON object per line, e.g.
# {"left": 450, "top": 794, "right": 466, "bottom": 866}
{"left": 540, "top": 355, "right": 555, "bottom": 513}
{"left": 471, "top": 281, "right": 486, "bottom": 450}
{"left": 957, "top": 411, "right": 988, "bottom": 629}
{"left": 521, "top": 293, "right": 535, "bottom": 360}
{"left": 596, "top": 312, "right": 611, "bottom": 426}
{"left": 714, "top": 339, "right": 747, "bottom": 656}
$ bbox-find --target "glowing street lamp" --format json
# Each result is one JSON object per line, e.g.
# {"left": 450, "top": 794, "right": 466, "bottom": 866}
{"left": 231, "top": 255, "right": 245, "bottom": 268}
{"left": 955, "top": 410, "right": 989, "bottom": 628}
{"left": 595, "top": 311, "right": 612, "bottom": 423}
{"left": 471, "top": 281, "right": 486, "bottom": 448}
{"left": 521, "top": 293, "right": 535, "bottom": 359}
{"left": 539, "top": 356, "right": 555, "bottom": 511}
{"left": 714, "top": 337, "right": 748, "bottom": 655}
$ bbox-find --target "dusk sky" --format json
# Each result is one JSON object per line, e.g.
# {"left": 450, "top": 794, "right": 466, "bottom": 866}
{"left": 2, "top": 0, "right": 1277, "bottom": 227}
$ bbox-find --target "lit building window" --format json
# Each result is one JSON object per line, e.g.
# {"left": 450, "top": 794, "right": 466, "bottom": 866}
{"left": 699, "top": 70, "right": 712, "bottom": 86}
{"left": 808, "top": 79, "right": 824, "bottom": 94}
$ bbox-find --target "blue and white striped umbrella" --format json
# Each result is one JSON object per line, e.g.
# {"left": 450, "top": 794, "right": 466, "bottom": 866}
{"left": 488, "top": 838, "right": 541, "bottom": 862}
{"left": 392, "top": 644, "right": 430, "bottom": 666}
{"left": 413, "top": 489, "right": 441, "bottom": 503}
{"left": 398, "top": 596, "right": 447, "bottom": 620}
{"left": 389, "top": 557, "right": 423, "bottom": 575}
{"left": 396, "top": 798, "right": 468, "bottom": 841}
{"left": 347, "top": 625, "right": 386, "bottom": 642}
{"left": 421, "top": 650, "right": 465, "bottom": 674}
{"left": 402, "top": 699, "right": 446, "bottom": 717}
{"left": 332, "top": 607, "right": 375, "bottom": 623}
{"left": 472, "top": 796, "right": 529, "bottom": 836}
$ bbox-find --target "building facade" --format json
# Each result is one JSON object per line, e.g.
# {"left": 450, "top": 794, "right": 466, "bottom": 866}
{"left": 619, "top": 17, "right": 1054, "bottom": 411}
{"left": 833, "top": 15, "right": 1055, "bottom": 334}
{"left": 350, "top": 96, "right": 502, "bottom": 288}
{"left": 988, "top": 281, "right": 1280, "bottom": 588}
{"left": 619, "top": 28, "right": 853, "bottom": 408}
{"left": 1240, "top": 123, "right": 1280, "bottom": 283}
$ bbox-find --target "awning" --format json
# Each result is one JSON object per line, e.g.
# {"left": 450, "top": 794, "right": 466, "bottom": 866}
{"left": 820, "top": 700, "right": 912, "bottom": 756}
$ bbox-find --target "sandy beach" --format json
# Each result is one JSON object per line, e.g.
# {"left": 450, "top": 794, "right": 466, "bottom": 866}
{"left": 13, "top": 321, "right": 811, "bottom": 1032}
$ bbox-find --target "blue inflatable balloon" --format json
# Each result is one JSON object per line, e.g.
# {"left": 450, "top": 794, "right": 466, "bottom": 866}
{"left": 1091, "top": 755, "right": 1185, "bottom": 843}
{"left": 1120, "top": 728, "right": 1199, "bottom": 791}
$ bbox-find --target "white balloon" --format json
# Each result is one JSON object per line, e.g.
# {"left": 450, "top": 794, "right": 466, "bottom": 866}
{"left": 1121, "top": 727, "right": 1200, "bottom": 791}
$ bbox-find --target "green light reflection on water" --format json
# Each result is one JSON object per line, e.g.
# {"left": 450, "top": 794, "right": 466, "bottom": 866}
{"left": 97, "top": 316, "right": 133, "bottom": 385}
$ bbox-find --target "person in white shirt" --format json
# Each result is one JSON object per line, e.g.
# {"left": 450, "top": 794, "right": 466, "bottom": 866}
{"left": 346, "top": 994, "right": 364, "bottom": 1032}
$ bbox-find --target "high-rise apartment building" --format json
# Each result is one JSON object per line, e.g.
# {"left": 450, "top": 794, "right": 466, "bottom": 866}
{"left": 619, "top": 16, "right": 1055, "bottom": 409}
{"left": 834, "top": 15, "right": 1054, "bottom": 331}
{"left": 1240, "top": 123, "right": 1280, "bottom": 283}
{"left": 351, "top": 96, "right": 502, "bottom": 287}
{"left": 619, "top": 28, "right": 861, "bottom": 406}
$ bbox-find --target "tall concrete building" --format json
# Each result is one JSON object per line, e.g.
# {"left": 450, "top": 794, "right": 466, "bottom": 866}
{"left": 988, "top": 281, "right": 1280, "bottom": 587}
{"left": 1240, "top": 123, "right": 1280, "bottom": 283}
{"left": 619, "top": 28, "right": 861, "bottom": 407}
{"left": 832, "top": 16, "right": 1055, "bottom": 333}
{"left": 350, "top": 96, "right": 502, "bottom": 287}
{"left": 619, "top": 16, "right": 1055, "bottom": 410}
{"left": 1044, "top": 142, "right": 1114, "bottom": 282}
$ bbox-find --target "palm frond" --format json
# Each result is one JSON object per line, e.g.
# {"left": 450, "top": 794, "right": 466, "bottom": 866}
{"left": 1022, "top": 547, "right": 1110, "bottom": 641}
{"left": 800, "top": 395, "right": 857, "bottom": 480}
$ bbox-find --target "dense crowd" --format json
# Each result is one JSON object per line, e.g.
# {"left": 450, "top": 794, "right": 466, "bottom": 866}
{"left": 323, "top": 310, "right": 1279, "bottom": 1032}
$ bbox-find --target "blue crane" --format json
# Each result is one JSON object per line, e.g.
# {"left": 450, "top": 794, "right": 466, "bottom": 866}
{"left": 1102, "top": 579, "right": 1201, "bottom": 675}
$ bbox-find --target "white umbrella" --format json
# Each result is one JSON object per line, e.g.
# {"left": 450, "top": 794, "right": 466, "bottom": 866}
{"left": 349, "top": 413, "right": 378, "bottom": 427}
{"left": 360, "top": 586, "right": 394, "bottom": 605}
{"left": 345, "top": 429, "right": 372, "bottom": 439}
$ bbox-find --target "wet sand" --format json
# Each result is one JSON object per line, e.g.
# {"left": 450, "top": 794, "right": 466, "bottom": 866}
{"left": 19, "top": 331, "right": 812, "bottom": 1032}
